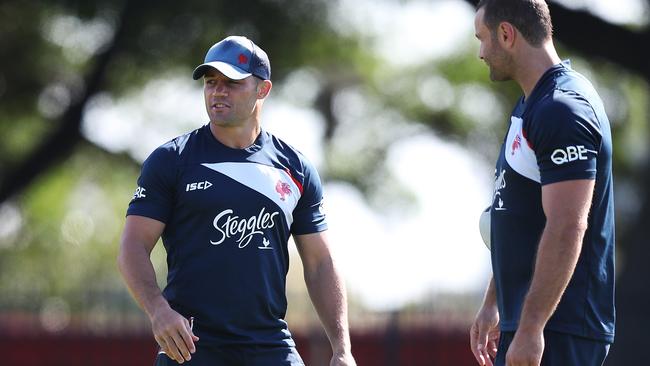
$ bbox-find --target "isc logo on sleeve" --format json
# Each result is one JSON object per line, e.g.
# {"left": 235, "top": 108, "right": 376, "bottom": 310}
{"left": 551, "top": 145, "right": 596, "bottom": 165}
{"left": 186, "top": 180, "right": 213, "bottom": 191}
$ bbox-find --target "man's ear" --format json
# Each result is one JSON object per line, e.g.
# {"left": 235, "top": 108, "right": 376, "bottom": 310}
{"left": 497, "top": 21, "right": 517, "bottom": 49}
{"left": 257, "top": 80, "right": 272, "bottom": 98}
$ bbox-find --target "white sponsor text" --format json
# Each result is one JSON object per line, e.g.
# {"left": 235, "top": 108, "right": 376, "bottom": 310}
{"left": 210, "top": 207, "right": 279, "bottom": 248}
{"left": 551, "top": 145, "right": 594, "bottom": 165}
{"left": 133, "top": 186, "right": 146, "bottom": 199}
{"left": 186, "top": 180, "right": 213, "bottom": 191}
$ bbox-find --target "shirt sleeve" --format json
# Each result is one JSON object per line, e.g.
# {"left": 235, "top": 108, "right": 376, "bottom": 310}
{"left": 126, "top": 145, "right": 177, "bottom": 223}
{"left": 526, "top": 92, "right": 603, "bottom": 186}
{"left": 290, "top": 157, "right": 328, "bottom": 235}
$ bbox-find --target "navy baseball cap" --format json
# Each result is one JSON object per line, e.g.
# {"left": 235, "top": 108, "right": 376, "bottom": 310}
{"left": 192, "top": 36, "right": 271, "bottom": 81}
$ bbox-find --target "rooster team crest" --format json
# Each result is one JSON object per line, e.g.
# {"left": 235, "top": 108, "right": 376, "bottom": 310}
{"left": 275, "top": 180, "right": 292, "bottom": 201}
{"left": 511, "top": 133, "right": 522, "bottom": 155}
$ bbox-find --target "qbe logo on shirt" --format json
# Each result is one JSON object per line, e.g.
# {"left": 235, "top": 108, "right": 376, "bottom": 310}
{"left": 551, "top": 145, "right": 596, "bottom": 165}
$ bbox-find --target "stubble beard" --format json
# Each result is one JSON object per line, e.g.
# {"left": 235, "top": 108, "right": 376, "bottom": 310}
{"left": 487, "top": 54, "right": 513, "bottom": 82}
{"left": 489, "top": 66, "right": 510, "bottom": 82}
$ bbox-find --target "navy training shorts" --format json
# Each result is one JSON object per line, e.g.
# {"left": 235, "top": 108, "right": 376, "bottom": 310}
{"left": 154, "top": 345, "right": 305, "bottom": 366}
{"left": 494, "top": 329, "right": 610, "bottom": 366}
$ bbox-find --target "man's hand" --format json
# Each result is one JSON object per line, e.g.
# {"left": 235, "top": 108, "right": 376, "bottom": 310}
{"left": 505, "top": 328, "right": 544, "bottom": 366}
{"left": 470, "top": 303, "right": 500, "bottom": 366}
{"left": 330, "top": 350, "right": 356, "bottom": 366}
{"left": 151, "top": 303, "right": 199, "bottom": 364}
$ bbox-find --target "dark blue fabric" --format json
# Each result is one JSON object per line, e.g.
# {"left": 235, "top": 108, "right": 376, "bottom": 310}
{"left": 128, "top": 125, "right": 327, "bottom": 347}
{"left": 494, "top": 330, "right": 609, "bottom": 366}
{"left": 192, "top": 36, "right": 271, "bottom": 80}
{"left": 490, "top": 61, "right": 615, "bottom": 343}
{"left": 154, "top": 345, "right": 305, "bottom": 366}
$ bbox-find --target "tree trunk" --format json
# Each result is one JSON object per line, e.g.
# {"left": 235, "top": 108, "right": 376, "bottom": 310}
{"left": 606, "top": 168, "right": 650, "bottom": 365}
{"left": 0, "top": 1, "right": 137, "bottom": 203}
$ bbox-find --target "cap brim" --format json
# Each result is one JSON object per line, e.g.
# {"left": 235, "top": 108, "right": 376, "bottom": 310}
{"left": 192, "top": 61, "right": 252, "bottom": 80}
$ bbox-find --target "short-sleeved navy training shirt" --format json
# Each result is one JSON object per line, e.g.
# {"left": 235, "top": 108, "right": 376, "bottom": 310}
{"left": 127, "top": 124, "right": 327, "bottom": 347}
{"left": 490, "top": 61, "right": 615, "bottom": 342}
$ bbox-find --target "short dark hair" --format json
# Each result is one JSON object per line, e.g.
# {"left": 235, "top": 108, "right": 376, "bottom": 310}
{"left": 477, "top": 0, "right": 553, "bottom": 47}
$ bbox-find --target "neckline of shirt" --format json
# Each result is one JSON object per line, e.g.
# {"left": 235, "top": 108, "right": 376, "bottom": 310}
{"left": 202, "top": 123, "right": 267, "bottom": 154}
{"left": 519, "top": 60, "right": 571, "bottom": 109}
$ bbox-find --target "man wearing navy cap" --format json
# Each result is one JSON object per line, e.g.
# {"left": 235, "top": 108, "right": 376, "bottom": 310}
{"left": 118, "top": 36, "right": 356, "bottom": 366}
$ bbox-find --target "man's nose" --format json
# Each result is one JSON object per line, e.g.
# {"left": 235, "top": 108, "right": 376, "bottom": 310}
{"left": 212, "top": 82, "right": 228, "bottom": 96}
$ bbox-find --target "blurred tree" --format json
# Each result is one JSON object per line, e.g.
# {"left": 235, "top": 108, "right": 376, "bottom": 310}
{"left": 0, "top": 0, "right": 371, "bottom": 328}
{"left": 0, "top": 0, "right": 368, "bottom": 203}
